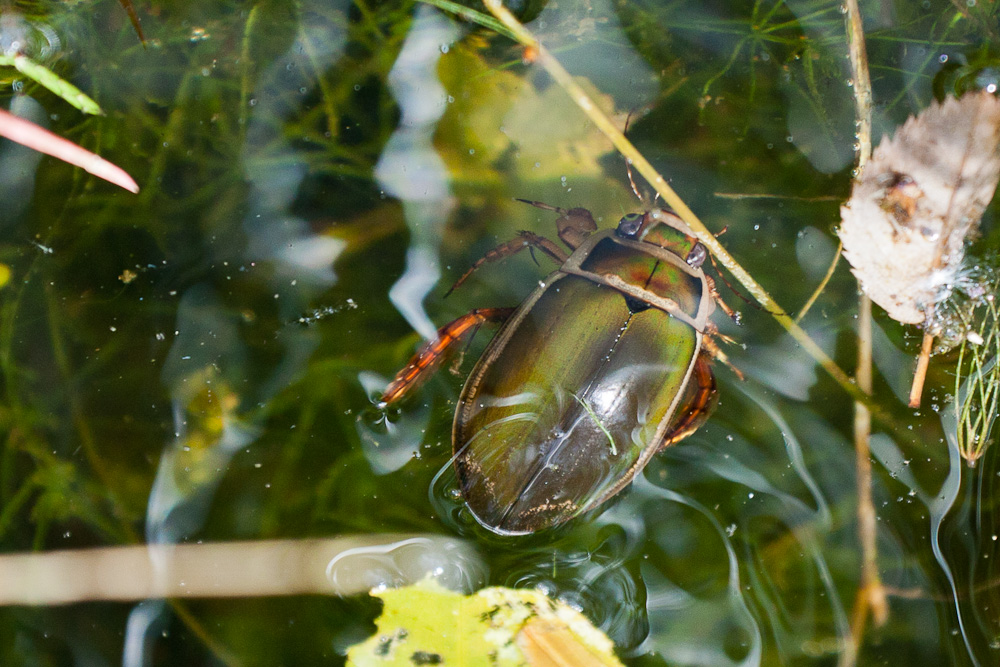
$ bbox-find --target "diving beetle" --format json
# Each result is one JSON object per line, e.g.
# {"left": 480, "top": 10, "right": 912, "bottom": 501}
{"left": 381, "top": 201, "right": 730, "bottom": 535}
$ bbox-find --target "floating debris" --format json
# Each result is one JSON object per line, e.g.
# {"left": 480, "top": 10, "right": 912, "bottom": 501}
{"left": 838, "top": 91, "right": 1000, "bottom": 326}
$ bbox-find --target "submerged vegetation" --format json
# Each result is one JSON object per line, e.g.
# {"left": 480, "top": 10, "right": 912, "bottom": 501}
{"left": 0, "top": 0, "right": 999, "bottom": 664}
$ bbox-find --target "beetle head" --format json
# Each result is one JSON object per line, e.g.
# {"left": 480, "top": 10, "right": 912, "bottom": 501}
{"left": 556, "top": 207, "right": 598, "bottom": 249}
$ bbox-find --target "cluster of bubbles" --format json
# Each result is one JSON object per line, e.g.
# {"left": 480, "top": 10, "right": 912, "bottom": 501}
{"left": 929, "top": 257, "right": 1000, "bottom": 354}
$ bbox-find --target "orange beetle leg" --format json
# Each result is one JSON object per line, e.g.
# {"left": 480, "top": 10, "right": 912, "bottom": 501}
{"left": 380, "top": 307, "right": 515, "bottom": 405}
{"left": 660, "top": 353, "right": 718, "bottom": 449}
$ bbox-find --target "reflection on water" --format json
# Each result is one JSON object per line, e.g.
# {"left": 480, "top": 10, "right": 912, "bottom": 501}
{"left": 377, "top": 5, "right": 458, "bottom": 341}
{"left": 0, "top": 11, "right": 59, "bottom": 60}
{"left": 356, "top": 370, "right": 431, "bottom": 475}
{"left": 638, "top": 481, "right": 763, "bottom": 666}
{"left": 325, "top": 536, "right": 484, "bottom": 594}
{"left": 0, "top": 0, "right": 998, "bottom": 664}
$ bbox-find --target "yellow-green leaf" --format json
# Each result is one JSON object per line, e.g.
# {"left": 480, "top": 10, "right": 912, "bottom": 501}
{"left": 346, "top": 578, "right": 623, "bottom": 667}
{"left": 0, "top": 55, "right": 103, "bottom": 116}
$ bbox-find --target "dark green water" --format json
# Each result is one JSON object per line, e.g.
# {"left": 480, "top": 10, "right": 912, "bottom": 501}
{"left": 1, "top": 0, "right": 999, "bottom": 664}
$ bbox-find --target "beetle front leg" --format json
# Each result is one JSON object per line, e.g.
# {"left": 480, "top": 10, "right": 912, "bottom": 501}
{"left": 515, "top": 199, "right": 597, "bottom": 249}
{"left": 445, "top": 232, "right": 569, "bottom": 297}
{"left": 380, "top": 307, "right": 516, "bottom": 406}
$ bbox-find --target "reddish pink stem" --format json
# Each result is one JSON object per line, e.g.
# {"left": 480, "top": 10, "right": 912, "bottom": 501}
{"left": 0, "top": 108, "right": 139, "bottom": 193}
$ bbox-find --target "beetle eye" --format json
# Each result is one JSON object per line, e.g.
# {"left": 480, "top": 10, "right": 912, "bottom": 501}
{"left": 617, "top": 213, "right": 645, "bottom": 238}
{"left": 686, "top": 241, "right": 708, "bottom": 268}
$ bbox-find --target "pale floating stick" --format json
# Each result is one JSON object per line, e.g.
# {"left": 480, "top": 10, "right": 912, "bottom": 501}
{"left": 481, "top": 0, "right": 871, "bottom": 409}
{"left": 0, "top": 535, "right": 474, "bottom": 605}
{"left": 0, "top": 108, "right": 139, "bottom": 193}
{"left": 518, "top": 619, "right": 620, "bottom": 667}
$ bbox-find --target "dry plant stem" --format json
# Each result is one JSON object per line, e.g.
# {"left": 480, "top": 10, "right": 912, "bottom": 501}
{"left": 840, "top": 295, "right": 872, "bottom": 667}
{"left": 169, "top": 600, "right": 240, "bottom": 667}
{"left": 482, "top": 0, "right": 867, "bottom": 407}
{"left": 795, "top": 239, "right": 842, "bottom": 323}
{"left": 909, "top": 332, "right": 934, "bottom": 407}
{"left": 839, "top": 296, "right": 889, "bottom": 667}
{"left": 715, "top": 192, "right": 841, "bottom": 202}
{"left": 948, "top": 0, "right": 998, "bottom": 39}
{"left": 845, "top": 0, "right": 872, "bottom": 174}
{"left": 0, "top": 108, "right": 138, "bottom": 193}
{"left": 840, "top": 1, "right": 887, "bottom": 665}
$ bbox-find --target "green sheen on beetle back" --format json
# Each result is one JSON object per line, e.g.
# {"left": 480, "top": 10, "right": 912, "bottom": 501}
{"left": 454, "top": 268, "right": 700, "bottom": 534}
{"left": 382, "top": 205, "right": 719, "bottom": 536}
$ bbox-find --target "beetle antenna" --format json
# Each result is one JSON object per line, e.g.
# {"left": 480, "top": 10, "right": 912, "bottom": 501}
{"left": 622, "top": 110, "right": 647, "bottom": 206}
{"left": 515, "top": 198, "right": 566, "bottom": 214}
{"left": 626, "top": 159, "right": 644, "bottom": 204}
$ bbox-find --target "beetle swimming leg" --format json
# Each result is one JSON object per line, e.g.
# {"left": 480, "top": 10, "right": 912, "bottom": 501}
{"left": 701, "top": 332, "right": 744, "bottom": 380}
{"left": 444, "top": 231, "right": 569, "bottom": 298}
{"left": 515, "top": 199, "right": 597, "bottom": 250}
{"left": 380, "top": 307, "right": 516, "bottom": 405}
{"left": 659, "top": 352, "right": 718, "bottom": 448}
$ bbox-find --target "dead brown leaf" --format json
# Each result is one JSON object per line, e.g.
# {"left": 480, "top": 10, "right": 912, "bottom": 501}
{"left": 838, "top": 91, "right": 1000, "bottom": 325}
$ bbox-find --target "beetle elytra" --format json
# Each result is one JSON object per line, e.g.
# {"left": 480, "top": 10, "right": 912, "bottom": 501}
{"left": 382, "top": 201, "right": 730, "bottom": 535}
